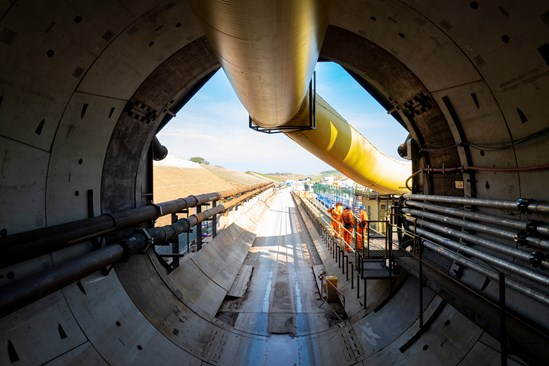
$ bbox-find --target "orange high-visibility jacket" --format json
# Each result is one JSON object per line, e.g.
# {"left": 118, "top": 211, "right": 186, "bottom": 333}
{"left": 341, "top": 209, "right": 355, "bottom": 229}
{"left": 359, "top": 209, "right": 368, "bottom": 228}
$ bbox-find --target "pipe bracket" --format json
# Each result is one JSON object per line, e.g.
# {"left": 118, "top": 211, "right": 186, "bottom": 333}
{"left": 105, "top": 213, "right": 118, "bottom": 231}
{"left": 150, "top": 203, "right": 164, "bottom": 218}
{"left": 136, "top": 228, "right": 154, "bottom": 253}
{"left": 514, "top": 231, "right": 528, "bottom": 246}
{"left": 529, "top": 252, "right": 547, "bottom": 269}
{"left": 517, "top": 198, "right": 533, "bottom": 213}
{"left": 526, "top": 220, "right": 540, "bottom": 235}
{"left": 180, "top": 218, "right": 193, "bottom": 233}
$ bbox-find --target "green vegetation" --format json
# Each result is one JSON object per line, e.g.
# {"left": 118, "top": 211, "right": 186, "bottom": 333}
{"left": 320, "top": 170, "right": 339, "bottom": 175}
{"left": 189, "top": 157, "right": 210, "bottom": 165}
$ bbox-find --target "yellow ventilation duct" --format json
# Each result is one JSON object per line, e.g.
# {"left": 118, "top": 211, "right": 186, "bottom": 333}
{"left": 188, "top": 0, "right": 330, "bottom": 128}
{"left": 189, "top": 0, "right": 410, "bottom": 194}
{"left": 286, "top": 96, "right": 410, "bottom": 194}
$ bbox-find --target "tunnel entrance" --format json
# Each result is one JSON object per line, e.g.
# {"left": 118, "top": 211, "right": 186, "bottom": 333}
{"left": 2, "top": 0, "right": 547, "bottom": 362}
{"left": 154, "top": 62, "right": 409, "bottom": 178}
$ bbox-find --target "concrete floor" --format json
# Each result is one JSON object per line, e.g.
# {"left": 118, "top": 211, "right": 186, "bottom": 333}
{"left": 1, "top": 1, "right": 547, "bottom": 364}
{"left": 216, "top": 189, "right": 347, "bottom": 365}
{"left": 208, "top": 188, "right": 518, "bottom": 365}
{"left": 0, "top": 188, "right": 526, "bottom": 365}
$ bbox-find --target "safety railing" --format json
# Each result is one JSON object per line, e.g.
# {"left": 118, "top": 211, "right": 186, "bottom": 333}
{"left": 300, "top": 191, "right": 549, "bottom": 363}
{"left": 0, "top": 182, "right": 274, "bottom": 268}
{"left": 296, "top": 192, "right": 395, "bottom": 309}
{"left": 393, "top": 193, "right": 549, "bottom": 363}
{"left": 0, "top": 183, "right": 274, "bottom": 318}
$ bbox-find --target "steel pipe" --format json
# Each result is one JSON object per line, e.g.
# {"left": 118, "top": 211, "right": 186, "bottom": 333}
{"left": 420, "top": 240, "right": 549, "bottom": 306}
{"left": 404, "top": 193, "right": 549, "bottom": 214}
{"left": 0, "top": 184, "right": 270, "bottom": 318}
{"left": 408, "top": 226, "right": 549, "bottom": 286}
{"left": 0, "top": 183, "right": 273, "bottom": 268}
{"left": 405, "top": 216, "right": 549, "bottom": 269}
{"left": 405, "top": 200, "right": 549, "bottom": 237}
{"left": 0, "top": 244, "right": 125, "bottom": 318}
{"left": 402, "top": 208, "right": 549, "bottom": 250}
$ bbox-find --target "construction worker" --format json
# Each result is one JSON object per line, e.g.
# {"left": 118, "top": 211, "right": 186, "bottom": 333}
{"left": 327, "top": 202, "right": 343, "bottom": 238}
{"left": 357, "top": 205, "right": 368, "bottom": 250}
{"left": 341, "top": 206, "right": 355, "bottom": 252}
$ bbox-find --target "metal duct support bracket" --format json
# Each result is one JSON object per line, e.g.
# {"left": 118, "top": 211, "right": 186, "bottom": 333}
{"left": 249, "top": 73, "right": 317, "bottom": 134}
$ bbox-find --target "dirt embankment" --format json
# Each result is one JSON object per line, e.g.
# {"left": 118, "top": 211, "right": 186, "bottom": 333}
{"left": 153, "top": 158, "right": 271, "bottom": 226}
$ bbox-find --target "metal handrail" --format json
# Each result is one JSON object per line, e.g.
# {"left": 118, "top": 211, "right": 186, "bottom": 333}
{"left": 0, "top": 184, "right": 273, "bottom": 318}
{"left": 1, "top": 182, "right": 274, "bottom": 268}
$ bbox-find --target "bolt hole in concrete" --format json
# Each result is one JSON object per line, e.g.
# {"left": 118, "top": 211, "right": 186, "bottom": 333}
{"left": 46, "top": 49, "right": 54, "bottom": 58}
{"left": 76, "top": 281, "right": 87, "bottom": 295}
{"left": 7, "top": 340, "right": 19, "bottom": 362}
{"left": 516, "top": 107, "right": 528, "bottom": 123}
{"left": 35, "top": 119, "right": 45, "bottom": 135}
{"left": 58, "top": 323, "right": 67, "bottom": 339}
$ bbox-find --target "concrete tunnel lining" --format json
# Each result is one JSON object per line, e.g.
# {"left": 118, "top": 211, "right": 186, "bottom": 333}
{"left": 1, "top": 0, "right": 548, "bottom": 364}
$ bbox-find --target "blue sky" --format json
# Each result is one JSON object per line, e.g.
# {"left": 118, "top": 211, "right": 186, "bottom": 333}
{"left": 157, "top": 62, "right": 408, "bottom": 175}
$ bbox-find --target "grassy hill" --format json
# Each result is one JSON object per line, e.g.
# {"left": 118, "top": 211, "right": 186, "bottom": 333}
{"left": 153, "top": 157, "right": 271, "bottom": 225}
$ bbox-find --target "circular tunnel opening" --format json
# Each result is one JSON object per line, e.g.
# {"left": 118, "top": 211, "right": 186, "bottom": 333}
{"left": 2, "top": 2, "right": 547, "bottom": 363}
{"left": 99, "top": 26, "right": 471, "bottom": 364}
